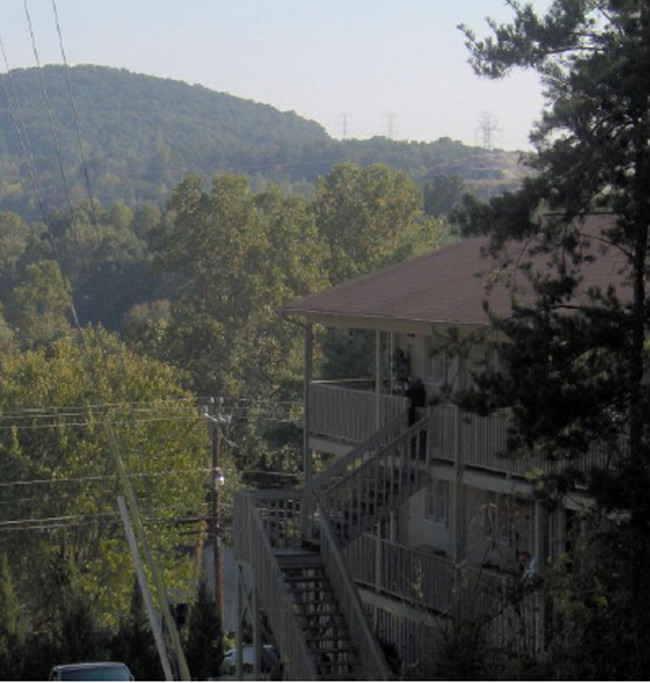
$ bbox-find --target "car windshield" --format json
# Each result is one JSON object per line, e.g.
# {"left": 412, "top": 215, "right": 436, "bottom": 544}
{"left": 56, "top": 665, "right": 131, "bottom": 680}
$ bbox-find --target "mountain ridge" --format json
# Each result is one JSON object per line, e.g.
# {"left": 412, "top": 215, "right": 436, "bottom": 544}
{"left": 0, "top": 64, "right": 527, "bottom": 215}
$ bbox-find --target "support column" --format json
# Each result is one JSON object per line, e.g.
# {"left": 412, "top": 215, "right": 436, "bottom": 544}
{"left": 235, "top": 564, "right": 245, "bottom": 681}
{"left": 533, "top": 499, "right": 545, "bottom": 654}
{"left": 252, "top": 582, "right": 262, "bottom": 681}
{"left": 452, "top": 354, "right": 466, "bottom": 620}
{"left": 375, "top": 330, "right": 382, "bottom": 432}
{"left": 303, "top": 323, "right": 313, "bottom": 483}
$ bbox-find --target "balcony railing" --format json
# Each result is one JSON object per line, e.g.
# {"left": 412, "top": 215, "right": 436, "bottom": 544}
{"left": 343, "top": 534, "right": 454, "bottom": 613}
{"left": 344, "top": 534, "right": 540, "bottom": 652}
{"left": 310, "top": 381, "right": 408, "bottom": 445}
{"left": 233, "top": 491, "right": 319, "bottom": 681}
{"left": 429, "top": 403, "right": 613, "bottom": 476}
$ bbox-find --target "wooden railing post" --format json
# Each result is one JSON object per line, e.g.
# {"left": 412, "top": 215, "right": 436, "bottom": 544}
{"left": 304, "top": 324, "right": 313, "bottom": 483}
{"left": 375, "top": 529, "right": 382, "bottom": 594}
{"left": 319, "top": 507, "right": 392, "bottom": 681}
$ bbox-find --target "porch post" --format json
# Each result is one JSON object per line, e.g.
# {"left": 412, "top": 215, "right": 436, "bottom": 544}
{"left": 533, "top": 499, "right": 545, "bottom": 654}
{"left": 304, "top": 323, "right": 313, "bottom": 482}
{"left": 452, "top": 353, "right": 466, "bottom": 620}
{"left": 375, "top": 330, "right": 382, "bottom": 432}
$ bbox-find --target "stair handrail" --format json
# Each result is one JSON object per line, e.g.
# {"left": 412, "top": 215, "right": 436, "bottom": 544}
{"left": 318, "top": 504, "right": 393, "bottom": 681}
{"left": 321, "top": 415, "right": 429, "bottom": 546}
{"left": 302, "top": 409, "right": 410, "bottom": 541}
{"left": 233, "top": 491, "right": 319, "bottom": 681}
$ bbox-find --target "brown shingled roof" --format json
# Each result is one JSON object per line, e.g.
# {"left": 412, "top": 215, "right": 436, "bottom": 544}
{"left": 280, "top": 214, "right": 629, "bottom": 331}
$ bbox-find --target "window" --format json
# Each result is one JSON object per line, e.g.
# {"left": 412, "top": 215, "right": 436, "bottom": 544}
{"left": 428, "top": 345, "right": 448, "bottom": 386}
{"left": 425, "top": 479, "right": 449, "bottom": 526}
{"left": 483, "top": 492, "right": 516, "bottom": 545}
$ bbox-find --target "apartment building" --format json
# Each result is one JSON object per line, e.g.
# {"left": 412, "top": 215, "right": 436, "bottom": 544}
{"left": 232, "top": 214, "right": 623, "bottom": 679}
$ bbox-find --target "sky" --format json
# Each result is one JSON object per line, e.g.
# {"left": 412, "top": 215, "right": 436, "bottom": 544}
{"left": 0, "top": 0, "right": 552, "bottom": 151}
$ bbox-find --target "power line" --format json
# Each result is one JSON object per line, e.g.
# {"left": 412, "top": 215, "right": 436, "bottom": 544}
{"left": 0, "top": 35, "right": 48, "bottom": 219}
{"left": 22, "top": 0, "right": 74, "bottom": 217}
{"left": 50, "top": 0, "right": 99, "bottom": 226}
{"left": 0, "top": 466, "right": 212, "bottom": 489}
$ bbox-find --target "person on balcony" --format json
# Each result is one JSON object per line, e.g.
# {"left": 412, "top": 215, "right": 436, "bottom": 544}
{"left": 405, "top": 377, "right": 426, "bottom": 425}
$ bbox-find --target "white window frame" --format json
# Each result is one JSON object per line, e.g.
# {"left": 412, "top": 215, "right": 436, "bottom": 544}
{"left": 425, "top": 479, "right": 449, "bottom": 527}
{"left": 484, "top": 492, "right": 516, "bottom": 545}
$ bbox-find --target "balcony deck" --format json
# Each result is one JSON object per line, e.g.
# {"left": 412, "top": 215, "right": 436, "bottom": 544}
{"left": 310, "top": 383, "right": 613, "bottom": 479}
{"left": 309, "top": 380, "right": 408, "bottom": 446}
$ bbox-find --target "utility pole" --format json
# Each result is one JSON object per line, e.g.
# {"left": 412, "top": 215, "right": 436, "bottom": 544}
{"left": 202, "top": 399, "right": 226, "bottom": 619}
{"left": 118, "top": 496, "right": 174, "bottom": 681}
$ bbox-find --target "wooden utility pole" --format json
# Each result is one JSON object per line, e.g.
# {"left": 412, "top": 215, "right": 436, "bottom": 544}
{"left": 202, "top": 399, "right": 225, "bottom": 619}
{"left": 118, "top": 496, "right": 174, "bottom": 681}
{"left": 211, "top": 417, "right": 224, "bottom": 616}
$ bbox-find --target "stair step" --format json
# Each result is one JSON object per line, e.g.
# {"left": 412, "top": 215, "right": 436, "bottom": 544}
{"left": 289, "top": 581, "right": 333, "bottom": 590}
{"left": 283, "top": 571, "right": 327, "bottom": 582}
{"left": 301, "top": 623, "right": 350, "bottom": 632}
{"left": 297, "top": 614, "right": 347, "bottom": 625}
{"left": 309, "top": 646, "right": 356, "bottom": 655}
{"left": 276, "top": 550, "right": 322, "bottom": 565}
{"left": 294, "top": 606, "right": 343, "bottom": 616}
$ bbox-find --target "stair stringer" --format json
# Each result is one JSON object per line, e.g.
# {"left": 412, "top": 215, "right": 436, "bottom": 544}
{"left": 321, "top": 415, "right": 430, "bottom": 546}
{"left": 302, "top": 410, "right": 410, "bottom": 543}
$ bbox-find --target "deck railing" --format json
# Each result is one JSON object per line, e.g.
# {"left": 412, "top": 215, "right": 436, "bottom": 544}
{"left": 343, "top": 534, "right": 454, "bottom": 613}
{"left": 322, "top": 416, "right": 428, "bottom": 546}
{"left": 344, "top": 534, "right": 540, "bottom": 653}
{"left": 430, "top": 403, "right": 613, "bottom": 475}
{"left": 233, "top": 491, "right": 319, "bottom": 680}
{"left": 319, "top": 509, "right": 392, "bottom": 680}
{"left": 302, "top": 410, "right": 410, "bottom": 542}
{"left": 310, "top": 381, "right": 408, "bottom": 444}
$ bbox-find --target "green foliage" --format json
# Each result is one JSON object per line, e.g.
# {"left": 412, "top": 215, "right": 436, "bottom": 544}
{"left": 7, "top": 259, "right": 71, "bottom": 348}
{"left": 150, "top": 175, "right": 328, "bottom": 397}
{"left": 184, "top": 581, "right": 224, "bottom": 680}
{"left": 423, "top": 174, "right": 466, "bottom": 218}
{"left": 456, "top": 1, "right": 650, "bottom": 677}
{"left": 540, "top": 514, "right": 650, "bottom": 679}
{"left": 313, "top": 162, "right": 430, "bottom": 284}
{"left": 0, "top": 328, "right": 207, "bottom": 634}
{"left": 111, "top": 581, "right": 163, "bottom": 681}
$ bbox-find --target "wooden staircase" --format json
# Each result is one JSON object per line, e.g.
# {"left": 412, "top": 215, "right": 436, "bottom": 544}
{"left": 320, "top": 416, "right": 429, "bottom": 545}
{"left": 278, "top": 550, "right": 361, "bottom": 680}
{"left": 234, "top": 412, "right": 430, "bottom": 680}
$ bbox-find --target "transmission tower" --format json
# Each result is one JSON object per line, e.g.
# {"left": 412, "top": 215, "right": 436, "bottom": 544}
{"left": 385, "top": 111, "right": 397, "bottom": 140}
{"left": 476, "top": 111, "right": 500, "bottom": 150}
{"left": 340, "top": 112, "right": 350, "bottom": 140}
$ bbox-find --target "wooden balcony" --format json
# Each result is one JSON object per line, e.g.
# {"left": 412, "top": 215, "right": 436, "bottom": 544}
{"left": 309, "top": 381, "right": 408, "bottom": 446}
{"left": 343, "top": 534, "right": 541, "bottom": 654}
{"left": 309, "top": 386, "right": 613, "bottom": 480}
{"left": 429, "top": 403, "right": 614, "bottom": 477}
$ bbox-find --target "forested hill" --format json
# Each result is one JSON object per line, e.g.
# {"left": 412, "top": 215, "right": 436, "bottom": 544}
{"left": 0, "top": 65, "right": 525, "bottom": 216}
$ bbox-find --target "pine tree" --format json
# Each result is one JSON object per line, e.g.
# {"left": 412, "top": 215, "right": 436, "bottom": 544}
{"left": 184, "top": 580, "right": 224, "bottom": 680}
{"left": 456, "top": 1, "right": 650, "bottom": 677}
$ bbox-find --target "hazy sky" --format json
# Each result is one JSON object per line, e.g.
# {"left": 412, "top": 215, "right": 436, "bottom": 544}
{"left": 0, "top": 0, "right": 552, "bottom": 151}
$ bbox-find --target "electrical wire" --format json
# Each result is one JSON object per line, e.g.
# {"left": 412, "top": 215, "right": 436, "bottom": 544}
{"left": 22, "top": 0, "right": 74, "bottom": 217}
{"left": 0, "top": 35, "right": 48, "bottom": 220}
{"left": 50, "top": 0, "right": 99, "bottom": 227}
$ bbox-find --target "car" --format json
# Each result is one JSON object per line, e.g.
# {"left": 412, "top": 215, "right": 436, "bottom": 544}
{"left": 49, "top": 662, "right": 134, "bottom": 681}
{"left": 222, "top": 644, "right": 279, "bottom": 674}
